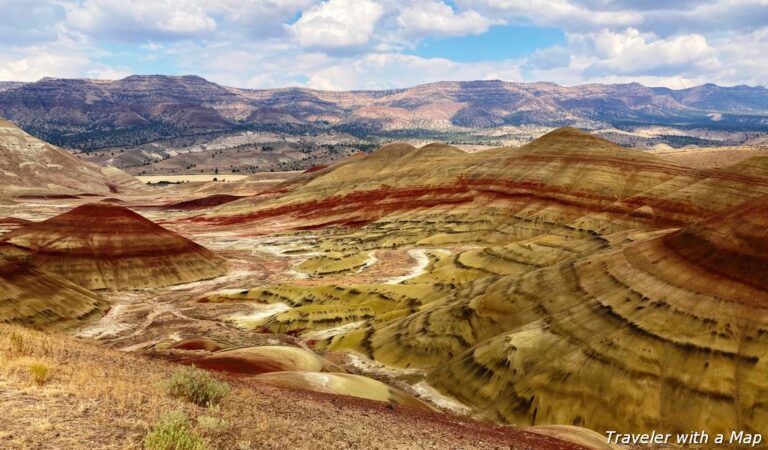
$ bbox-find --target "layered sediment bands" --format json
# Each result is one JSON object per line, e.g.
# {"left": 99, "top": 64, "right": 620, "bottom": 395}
{"left": 296, "top": 252, "right": 376, "bottom": 277}
{"left": 0, "top": 117, "right": 139, "bottom": 196}
{"left": 662, "top": 195, "right": 768, "bottom": 294}
{"left": 1, "top": 203, "right": 227, "bottom": 290}
{"left": 200, "top": 129, "right": 768, "bottom": 237}
{"left": 605, "top": 156, "right": 768, "bottom": 232}
{"left": 0, "top": 217, "right": 33, "bottom": 234}
{"left": 255, "top": 372, "right": 437, "bottom": 411}
{"left": 197, "top": 129, "right": 768, "bottom": 433}
{"left": 193, "top": 346, "right": 345, "bottom": 375}
{"left": 201, "top": 283, "right": 445, "bottom": 336}
{"left": 0, "top": 255, "right": 106, "bottom": 330}
{"left": 416, "top": 200, "right": 768, "bottom": 433}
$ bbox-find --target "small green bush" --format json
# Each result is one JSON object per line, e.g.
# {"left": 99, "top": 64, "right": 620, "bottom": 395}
{"left": 163, "top": 367, "right": 230, "bottom": 407}
{"left": 144, "top": 411, "right": 206, "bottom": 450}
{"left": 196, "top": 415, "right": 229, "bottom": 437}
{"left": 28, "top": 363, "right": 50, "bottom": 385}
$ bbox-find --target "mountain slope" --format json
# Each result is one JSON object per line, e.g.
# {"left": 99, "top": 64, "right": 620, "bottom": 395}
{"left": 0, "top": 76, "right": 766, "bottom": 150}
{"left": 0, "top": 117, "right": 139, "bottom": 196}
{"left": 200, "top": 128, "right": 768, "bottom": 232}
{"left": 0, "top": 81, "right": 24, "bottom": 93}
{"left": 0, "top": 323, "right": 613, "bottom": 449}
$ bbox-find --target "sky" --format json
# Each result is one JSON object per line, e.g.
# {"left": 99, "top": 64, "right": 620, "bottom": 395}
{"left": 0, "top": 0, "right": 766, "bottom": 90}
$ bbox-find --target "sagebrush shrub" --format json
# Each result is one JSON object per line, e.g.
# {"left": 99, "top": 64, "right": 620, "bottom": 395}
{"left": 144, "top": 411, "right": 206, "bottom": 450}
{"left": 163, "top": 367, "right": 230, "bottom": 407}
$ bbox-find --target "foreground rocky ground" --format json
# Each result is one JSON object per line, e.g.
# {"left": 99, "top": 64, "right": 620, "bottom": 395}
{"left": 0, "top": 324, "right": 612, "bottom": 449}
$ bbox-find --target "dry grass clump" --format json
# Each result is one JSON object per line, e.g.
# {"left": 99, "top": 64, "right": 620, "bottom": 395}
{"left": 196, "top": 414, "right": 229, "bottom": 437}
{"left": 163, "top": 367, "right": 230, "bottom": 407}
{"left": 9, "top": 331, "right": 29, "bottom": 357}
{"left": 28, "top": 362, "right": 51, "bottom": 385}
{"left": 235, "top": 440, "right": 252, "bottom": 450}
{"left": 0, "top": 324, "right": 189, "bottom": 447}
{"left": 143, "top": 411, "right": 206, "bottom": 450}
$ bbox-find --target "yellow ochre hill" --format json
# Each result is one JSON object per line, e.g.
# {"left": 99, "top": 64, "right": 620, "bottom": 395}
{"left": 197, "top": 128, "right": 768, "bottom": 435}
{"left": 0, "top": 253, "right": 107, "bottom": 330}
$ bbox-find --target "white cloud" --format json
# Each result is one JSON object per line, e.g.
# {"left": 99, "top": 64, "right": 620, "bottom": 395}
{"left": 207, "top": 0, "right": 314, "bottom": 37}
{"left": 457, "top": 0, "right": 643, "bottom": 29}
{"left": 708, "top": 26, "right": 768, "bottom": 86}
{"left": 460, "top": 0, "right": 768, "bottom": 36}
{"left": 211, "top": 0, "right": 312, "bottom": 24}
{"left": 571, "top": 28, "right": 715, "bottom": 76}
{"left": 397, "top": 1, "right": 501, "bottom": 37}
{"left": 158, "top": 39, "right": 523, "bottom": 90}
{"left": 165, "top": 40, "right": 333, "bottom": 88}
{"left": 524, "top": 46, "right": 570, "bottom": 70}
{"left": 0, "top": 0, "right": 65, "bottom": 44}
{"left": 520, "top": 28, "right": 724, "bottom": 88}
{"left": 292, "top": 0, "right": 384, "bottom": 50}
{"left": 65, "top": 0, "right": 216, "bottom": 41}
{"left": 639, "top": 0, "right": 768, "bottom": 36}
{"left": 0, "top": 53, "right": 86, "bottom": 81}
{"left": 0, "top": 31, "right": 130, "bottom": 81}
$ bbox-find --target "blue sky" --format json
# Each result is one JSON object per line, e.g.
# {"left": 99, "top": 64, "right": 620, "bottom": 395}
{"left": 411, "top": 26, "right": 566, "bottom": 62}
{"left": 0, "top": 0, "right": 766, "bottom": 90}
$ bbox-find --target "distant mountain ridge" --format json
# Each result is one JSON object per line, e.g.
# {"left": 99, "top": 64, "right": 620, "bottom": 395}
{"left": 0, "top": 75, "right": 766, "bottom": 150}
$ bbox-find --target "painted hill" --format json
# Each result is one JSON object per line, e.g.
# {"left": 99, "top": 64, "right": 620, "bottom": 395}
{"left": 0, "top": 117, "right": 139, "bottom": 196}
{"left": 421, "top": 194, "right": 768, "bottom": 433}
{"left": 197, "top": 128, "right": 768, "bottom": 434}
{"left": 0, "top": 76, "right": 766, "bottom": 150}
{"left": 201, "top": 128, "right": 768, "bottom": 231}
{"left": 1, "top": 203, "right": 227, "bottom": 290}
{"left": 0, "top": 253, "right": 107, "bottom": 330}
